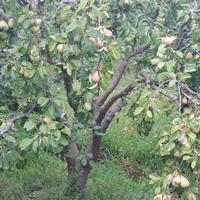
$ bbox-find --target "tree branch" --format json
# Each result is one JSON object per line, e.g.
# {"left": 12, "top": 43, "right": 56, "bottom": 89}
{"left": 95, "top": 83, "right": 134, "bottom": 124}
{"left": 0, "top": 101, "right": 37, "bottom": 137}
{"left": 140, "top": 70, "right": 178, "bottom": 101}
{"left": 30, "top": 0, "right": 39, "bottom": 10}
{"left": 55, "top": 63, "right": 76, "bottom": 112}
{"left": 172, "top": 14, "right": 192, "bottom": 50}
{"left": 95, "top": 44, "right": 150, "bottom": 108}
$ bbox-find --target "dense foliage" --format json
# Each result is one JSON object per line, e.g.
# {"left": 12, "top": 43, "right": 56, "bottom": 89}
{"left": 0, "top": 0, "right": 200, "bottom": 199}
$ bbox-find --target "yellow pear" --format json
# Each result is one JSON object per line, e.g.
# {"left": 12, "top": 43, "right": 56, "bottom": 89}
{"left": 181, "top": 137, "right": 191, "bottom": 148}
{"left": 101, "top": 28, "right": 112, "bottom": 37}
{"left": 172, "top": 175, "right": 181, "bottom": 187}
{"left": 8, "top": 18, "right": 14, "bottom": 28}
{"left": 153, "top": 194, "right": 163, "bottom": 200}
{"left": 23, "top": 68, "right": 29, "bottom": 78}
{"left": 161, "top": 36, "right": 176, "bottom": 45}
{"left": 180, "top": 175, "right": 190, "bottom": 188}
{"left": 89, "top": 36, "right": 104, "bottom": 47}
{"left": 187, "top": 192, "right": 196, "bottom": 200}
{"left": 182, "top": 97, "right": 188, "bottom": 105}
{"left": 35, "top": 18, "right": 42, "bottom": 26}
{"left": 57, "top": 44, "right": 64, "bottom": 53}
{"left": 186, "top": 52, "right": 193, "bottom": 60}
{"left": 84, "top": 102, "right": 92, "bottom": 111}
{"left": 162, "top": 194, "right": 171, "bottom": 200}
{"left": 19, "top": 67, "right": 25, "bottom": 75}
{"left": 31, "top": 25, "right": 40, "bottom": 33}
{"left": 91, "top": 71, "right": 100, "bottom": 83}
{"left": 0, "top": 20, "right": 8, "bottom": 31}
{"left": 43, "top": 117, "right": 52, "bottom": 124}
{"left": 166, "top": 173, "right": 173, "bottom": 183}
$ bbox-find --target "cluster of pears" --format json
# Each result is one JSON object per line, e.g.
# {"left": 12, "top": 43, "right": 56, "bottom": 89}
{"left": 88, "top": 27, "right": 112, "bottom": 48}
{"left": 31, "top": 18, "right": 42, "bottom": 33}
{"left": 30, "top": 46, "right": 40, "bottom": 62}
{"left": 153, "top": 193, "right": 172, "bottom": 200}
{"left": 19, "top": 66, "right": 29, "bottom": 78}
{"left": 0, "top": 10, "right": 14, "bottom": 41}
{"left": 166, "top": 172, "right": 190, "bottom": 188}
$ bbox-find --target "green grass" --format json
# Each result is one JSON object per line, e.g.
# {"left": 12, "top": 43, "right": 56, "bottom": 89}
{"left": 0, "top": 113, "right": 168, "bottom": 200}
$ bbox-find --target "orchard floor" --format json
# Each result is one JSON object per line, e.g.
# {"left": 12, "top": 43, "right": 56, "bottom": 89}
{"left": 0, "top": 116, "right": 199, "bottom": 200}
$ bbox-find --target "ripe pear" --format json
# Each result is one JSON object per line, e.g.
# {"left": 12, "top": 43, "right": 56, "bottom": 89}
{"left": 101, "top": 28, "right": 112, "bottom": 37}
{"left": 182, "top": 97, "right": 188, "bottom": 105}
{"left": 180, "top": 175, "right": 190, "bottom": 188}
{"left": 187, "top": 192, "right": 196, "bottom": 200}
{"left": 43, "top": 117, "right": 52, "bottom": 124}
{"left": 8, "top": 18, "right": 14, "bottom": 28}
{"left": 89, "top": 36, "right": 104, "bottom": 48}
{"left": 173, "top": 150, "right": 182, "bottom": 158}
{"left": 30, "top": 54, "right": 40, "bottom": 62}
{"left": 57, "top": 44, "right": 64, "bottom": 53}
{"left": 28, "top": 11, "right": 34, "bottom": 17}
{"left": 0, "top": 20, "right": 8, "bottom": 31}
{"left": 91, "top": 71, "right": 101, "bottom": 83}
{"left": 84, "top": 102, "right": 92, "bottom": 111}
{"left": 19, "top": 67, "right": 25, "bottom": 75}
{"left": 35, "top": 18, "right": 42, "bottom": 26}
{"left": 166, "top": 173, "right": 173, "bottom": 183}
{"left": 172, "top": 175, "right": 181, "bottom": 187}
{"left": 186, "top": 52, "right": 193, "bottom": 60}
{"left": 120, "top": 0, "right": 131, "bottom": 5}
{"left": 162, "top": 194, "right": 171, "bottom": 200}
{"left": 161, "top": 36, "right": 176, "bottom": 45}
{"left": 181, "top": 137, "right": 191, "bottom": 148}
{"left": 31, "top": 25, "right": 40, "bottom": 33}
{"left": 23, "top": 68, "right": 29, "bottom": 78}
{"left": 153, "top": 194, "right": 163, "bottom": 200}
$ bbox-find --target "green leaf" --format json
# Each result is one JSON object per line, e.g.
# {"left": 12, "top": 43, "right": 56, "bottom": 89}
{"left": 146, "top": 110, "right": 153, "bottom": 118}
{"left": 110, "top": 48, "right": 121, "bottom": 60}
{"left": 81, "top": 159, "right": 87, "bottom": 167}
{"left": 157, "top": 61, "right": 165, "bottom": 69}
{"left": 19, "top": 138, "right": 34, "bottom": 151}
{"left": 191, "top": 160, "right": 197, "bottom": 169}
{"left": 38, "top": 97, "right": 49, "bottom": 107}
{"left": 134, "top": 107, "right": 144, "bottom": 115}
{"left": 151, "top": 58, "right": 160, "bottom": 65}
{"left": 5, "top": 135, "right": 16, "bottom": 143}
{"left": 24, "top": 120, "right": 35, "bottom": 131}
{"left": 32, "top": 140, "right": 39, "bottom": 153}
{"left": 175, "top": 50, "right": 183, "bottom": 58}
{"left": 184, "top": 66, "right": 196, "bottom": 73}
{"left": 61, "top": 127, "right": 71, "bottom": 136}
{"left": 182, "top": 155, "right": 192, "bottom": 161}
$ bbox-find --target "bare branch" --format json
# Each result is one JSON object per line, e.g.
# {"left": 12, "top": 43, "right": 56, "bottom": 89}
{"left": 0, "top": 101, "right": 37, "bottom": 137}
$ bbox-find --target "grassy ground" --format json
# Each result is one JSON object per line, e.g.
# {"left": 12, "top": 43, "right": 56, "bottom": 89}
{"left": 0, "top": 113, "right": 161, "bottom": 200}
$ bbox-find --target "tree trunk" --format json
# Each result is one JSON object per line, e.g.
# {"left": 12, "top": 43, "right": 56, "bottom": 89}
{"left": 75, "top": 135, "right": 102, "bottom": 191}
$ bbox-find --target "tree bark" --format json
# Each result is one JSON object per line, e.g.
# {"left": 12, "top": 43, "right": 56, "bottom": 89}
{"left": 76, "top": 135, "right": 102, "bottom": 191}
